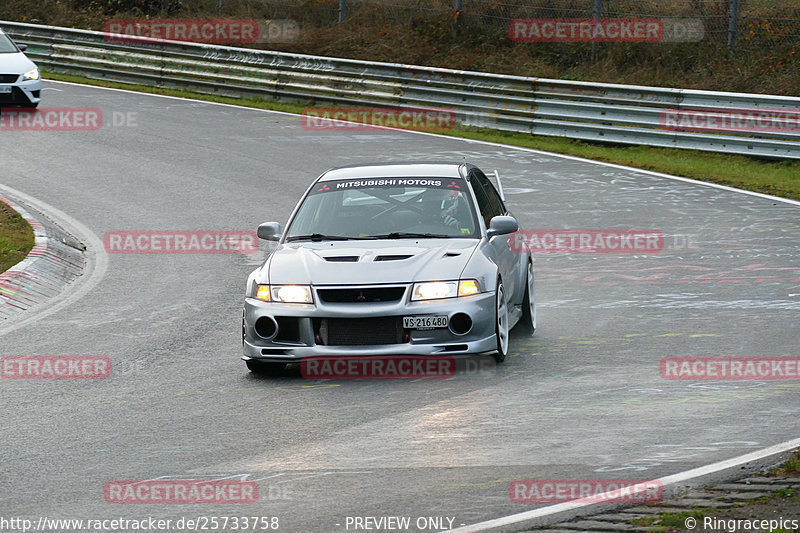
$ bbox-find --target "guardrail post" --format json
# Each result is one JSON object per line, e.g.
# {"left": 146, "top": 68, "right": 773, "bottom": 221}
{"left": 592, "top": 0, "right": 603, "bottom": 60}
{"left": 728, "top": 0, "right": 740, "bottom": 50}
{"left": 339, "top": 0, "right": 347, "bottom": 23}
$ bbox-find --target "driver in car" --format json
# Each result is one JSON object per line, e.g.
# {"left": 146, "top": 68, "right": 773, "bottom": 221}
{"left": 418, "top": 189, "right": 462, "bottom": 230}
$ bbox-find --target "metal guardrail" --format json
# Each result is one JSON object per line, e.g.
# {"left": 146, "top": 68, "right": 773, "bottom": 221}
{"left": 3, "top": 21, "right": 799, "bottom": 159}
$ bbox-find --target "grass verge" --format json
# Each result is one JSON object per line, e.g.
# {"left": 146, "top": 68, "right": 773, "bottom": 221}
{"left": 0, "top": 199, "right": 35, "bottom": 274}
{"left": 628, "top": 449, "right": 800, "bottom": 532}
{"left": 44, "top": 70, "right": 800, "bottom": 201}
{"left": 629, "top": 489, "right": 798, "bottom": 532}
{"left": 764, "top": 448, "right": 800, "bottom": 477}
{"left": 629, "top": 507, "right": 727, "bottom": 531}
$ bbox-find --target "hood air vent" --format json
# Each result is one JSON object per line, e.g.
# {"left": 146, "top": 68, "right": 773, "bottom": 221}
{"left": 374, "top": 255, "right": 413, "bottom": 262}
{"left": 324, "top": 256, "right": 359, "bottom": 262}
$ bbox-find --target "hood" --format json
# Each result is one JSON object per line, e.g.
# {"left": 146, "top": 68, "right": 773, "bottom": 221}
{"left": 0, "top": 52, "right": 37, "bottom": 75}
{"left": 267, "top": 239, "right": 478, "bottom": 285}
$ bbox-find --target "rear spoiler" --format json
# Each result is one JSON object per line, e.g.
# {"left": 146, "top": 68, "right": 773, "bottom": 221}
{"left": 491, "top": 170, "right": 505, "bottom": 201}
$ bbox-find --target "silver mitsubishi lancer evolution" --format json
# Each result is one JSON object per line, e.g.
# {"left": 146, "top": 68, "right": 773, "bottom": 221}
{"left": 242, "top": 162, "right": 535, "bottom": 374}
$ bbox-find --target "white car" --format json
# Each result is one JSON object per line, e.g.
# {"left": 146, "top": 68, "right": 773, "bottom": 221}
{"left": 0, "top": 28, "right": 41, "bottom": 107}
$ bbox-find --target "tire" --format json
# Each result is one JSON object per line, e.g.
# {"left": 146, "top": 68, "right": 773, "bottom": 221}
{"left": 246, "top": 359, "right": 287, "bottom": 375}
{"left": 493, "top": 280, "right": 509, "bottom": 363}
{"left": 521, "top": 260, "right": 536, "bottom": 334}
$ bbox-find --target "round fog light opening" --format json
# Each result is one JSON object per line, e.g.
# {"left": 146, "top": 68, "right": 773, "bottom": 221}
{"left": 450, "top": 313, "right": 472, "bottom": 335}
{"left": 254, "top": 316, "right": 278, "bottom": 339}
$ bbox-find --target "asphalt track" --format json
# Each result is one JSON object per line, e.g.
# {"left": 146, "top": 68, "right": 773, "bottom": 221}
{"left": 1, "top": 81, "right": 799, "bottom": 532}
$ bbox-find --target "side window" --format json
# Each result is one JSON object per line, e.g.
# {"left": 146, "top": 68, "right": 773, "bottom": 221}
{"left": 474, "top": 170, "right": 506, "bottom": 216}
{"left": 469, "top": 174, "right": 497, "bottom": 228}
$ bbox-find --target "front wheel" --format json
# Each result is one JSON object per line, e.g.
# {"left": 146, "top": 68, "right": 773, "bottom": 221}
{"left": 521, "top": 260, "right": 536, "bottom": 334}
{"left": 246, "top": 359, "right": 287, "bottom": 375}
{"left": 493, "top": 280, "right": 509, "bottom": 363}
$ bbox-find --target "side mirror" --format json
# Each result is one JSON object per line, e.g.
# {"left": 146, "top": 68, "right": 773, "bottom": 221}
{"left": 486, "top": 215, "right": 518, "bottom": 238}
{"left": 17, "top": 44, "right": 27, "bottom": 52}
{"left": 257, "top": 221, "right": 282, "bottom": 241}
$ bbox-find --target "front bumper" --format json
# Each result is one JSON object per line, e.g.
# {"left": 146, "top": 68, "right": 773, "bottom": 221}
{"left": 242, "top": 288, "right": 497, "bottom": 361}
{"left": 0, "top": 78, "right": 41, "bottom": 106}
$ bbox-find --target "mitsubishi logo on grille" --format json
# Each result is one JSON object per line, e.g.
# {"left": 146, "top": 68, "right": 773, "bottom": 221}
{"left": 356, "top": 291, "right": 366, "bottom": 301}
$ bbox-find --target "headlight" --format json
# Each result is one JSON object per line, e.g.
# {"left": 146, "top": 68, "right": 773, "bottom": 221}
{"left": 411, "top": 279, "right": 480, "bottom": 301}
{"left": 271, "top": 285, "right": 313, "bottom": 303}
{"left": 23, "top": 68, "right": 39, "bottom": 81}
{"left": 254, "top": 284, "right": 313, "bottom": 303}
{"left": 412, "top": 281, "right": 456, "bottom": 301}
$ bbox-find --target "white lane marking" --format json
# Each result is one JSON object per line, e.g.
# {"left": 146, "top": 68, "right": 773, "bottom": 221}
{"left": 0, "top": 184, "right": 108, "bottom": 336}
{"left": 43, "top": 79, "right": 800, "bottom": 208}
{"left": 444, "top": 436, "right": 800, "bottom": 532}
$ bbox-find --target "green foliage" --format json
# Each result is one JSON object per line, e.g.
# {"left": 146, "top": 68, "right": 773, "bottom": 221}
{"left": 79, "top": 0, "right": 184, "bottom": 17}
{"left": 0, "top": 201, "right": 34, "bottom": 274}
{"left": 1, "top": 0, "right": 797, "bottom": 94}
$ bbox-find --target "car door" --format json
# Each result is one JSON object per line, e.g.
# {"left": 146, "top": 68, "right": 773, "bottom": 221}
{"left": 469, "top": 169, "right": 518, "bottom": 299}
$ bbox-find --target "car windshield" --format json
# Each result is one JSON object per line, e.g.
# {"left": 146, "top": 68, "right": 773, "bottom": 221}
{"left": 285, "top": 177, "right": 479, "bottom": 241}
{"left": 0, "top": 32, "right": 19, "bottom": 53}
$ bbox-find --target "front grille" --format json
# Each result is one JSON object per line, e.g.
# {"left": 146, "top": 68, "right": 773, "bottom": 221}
{"left": 0, "top": 74, "right": 19, "bottom": 83}
{"left": 0, "top": 87, "right": 27, "bottom": 104}
{"left": 317, "top": 317, "right": 402, "bottom": 345}
{"left": 318, "top": 287, "right": 405, "bottom": 303}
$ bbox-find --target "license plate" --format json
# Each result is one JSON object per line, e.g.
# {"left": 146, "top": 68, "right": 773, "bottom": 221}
{"left": 403, "top": 315, "right": 448, "bottom": 329}
{"left": 0, "top": 86, "right": 12, "bottom": 94}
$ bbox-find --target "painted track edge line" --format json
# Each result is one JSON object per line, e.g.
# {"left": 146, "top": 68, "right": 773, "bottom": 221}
{"left": 444, "top": 436, "right": 800, "bottom": 533}
{"left": 42, "top": 79, "right": 800, "bottom": 208}
{"left": 0, "top": 183, "right": 108, "bottom": 336}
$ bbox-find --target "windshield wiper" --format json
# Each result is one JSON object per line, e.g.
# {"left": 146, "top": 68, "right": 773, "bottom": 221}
{"left": 371, "top": 232, "right": 453, "bottom": 239}
{"left": 285, "top": 234, "right": 376, "bottom": 242}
